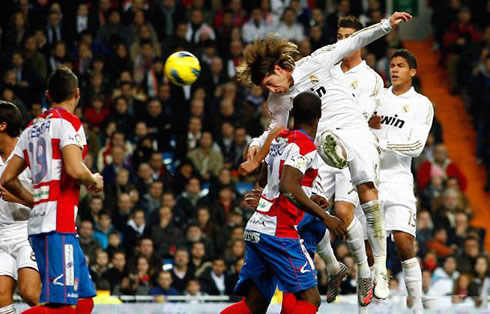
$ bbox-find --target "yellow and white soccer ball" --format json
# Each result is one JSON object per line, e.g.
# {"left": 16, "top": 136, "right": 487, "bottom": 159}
{"left": 164, "top": 51, "right": 201, "bottom": 86}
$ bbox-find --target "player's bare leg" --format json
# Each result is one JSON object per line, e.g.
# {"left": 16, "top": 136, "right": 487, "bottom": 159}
{"left": 334, "top": 201, "right": 373, "bottom": 306}
{"left": 357, "top": 182, "right": 389, "bottom": 299}
{"left": 0, "top": 275, "right": 16, "bottom": 313}
{"left": 17, "top": 268, "right": 40, "bottom": 306}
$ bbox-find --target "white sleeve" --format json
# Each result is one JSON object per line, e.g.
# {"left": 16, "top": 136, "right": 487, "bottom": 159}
{"left": 250, "top": 94, "right": 290, "bottom": 148}
{"left": 13, "top": 130, "right": 28, "bottom": 160}
{"left": 283, "top": 144, "right": 313, "bottom": 175}
{"left": 310, "top": 19, "right": 392, "bottom": 68}
{"left": 359, "top": 73, "right": 385, "bottom": 118}
{"left": 379, "top": 99, "right": 434, "bottom": 158}
{"left": 59, "top": 120, "right": 87, "bottom": 150}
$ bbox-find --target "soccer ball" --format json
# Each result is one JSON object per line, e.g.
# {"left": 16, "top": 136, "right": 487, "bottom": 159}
{"left": 164, "top": 51, "right": 201, "bottom": 86}
{"left": 317, "top": 131, "right": 349, "bottom": 169}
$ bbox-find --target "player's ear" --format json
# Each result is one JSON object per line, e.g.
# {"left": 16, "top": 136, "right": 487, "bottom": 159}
{"left": 0, "top": 122, "right": 7, "bottom": 132}
{"left": 274, "top": 64, "right": 283, "bottom": 74}
{"left": 410, "top": 68, "right": 417, "bottom": 78}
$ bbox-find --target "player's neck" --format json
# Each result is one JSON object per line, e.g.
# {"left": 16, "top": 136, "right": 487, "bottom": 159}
{"left": 294, "top": 124, "right": 316, "bottom": 140}
{"left": 392, "top": 83, "right": 412, "bottom": 96}
{"left": 341, "top": 56, "right": 362, "bottom": 72}
{"left": 51, "top": 100, "right": 76, "bottom": 114}
{"left": 0, "top": 136, "right": 18, "bottom": 162}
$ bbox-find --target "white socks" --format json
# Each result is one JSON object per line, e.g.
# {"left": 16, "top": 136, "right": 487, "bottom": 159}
{"left": 402, "top": 257, "right": 423, "bottom": 309}
{"left": 346, "top": 217, "right": 370, "bottom": 278}
{"left": 317, "top": 229, "right": 341, "bottom": 275}
{"left": 0, "top": 304, "right": 16, "bottom": 314}
{"left": 362, "top": 200, "right": 387, "bottom": 275}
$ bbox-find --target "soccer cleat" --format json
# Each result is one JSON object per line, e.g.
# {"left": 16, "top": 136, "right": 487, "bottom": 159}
{"left": 357, "top": 276, "right": 374, "bottom": 306}
{"left": 318, "top": 131, "right": 348, "bottom": 169}
{"left": 373, "top": 272, "right": 390, "bottom": 300}
{"left": 326, "top": 262, "right": 349, "bottom": 303}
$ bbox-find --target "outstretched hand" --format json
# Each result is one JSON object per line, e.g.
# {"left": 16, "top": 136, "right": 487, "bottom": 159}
{"left": 389, "top": 12, "right": 412, "bottom": 28}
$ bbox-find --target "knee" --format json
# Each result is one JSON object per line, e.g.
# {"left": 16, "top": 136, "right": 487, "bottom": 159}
{"left": 334, "top": 202, "right": 354, "bottom": 225}
{"left": 394, "top": 234, "right": 415, "bottom": 261}
{"left": 357, "top": 183, "right": 378, "bottom": 203}
{"left": 18, "top": 284, "right": 40, "bottom": 306}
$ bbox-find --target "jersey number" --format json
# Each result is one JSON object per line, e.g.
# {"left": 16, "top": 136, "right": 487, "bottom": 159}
{"left": 29, "top": 138, "right": 48, "bottom": 184}
{"left": 408, "top": 209, "right": 416, "bottom": 228}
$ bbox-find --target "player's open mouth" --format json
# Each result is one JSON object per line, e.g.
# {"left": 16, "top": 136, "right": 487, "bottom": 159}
{"left": 391, "top": 75, "right": 399, "bottom": 80}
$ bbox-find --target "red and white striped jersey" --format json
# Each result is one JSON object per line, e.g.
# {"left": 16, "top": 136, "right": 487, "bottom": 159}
{"left": 14, "top": 107, "right": 87, "bottom": 235}
{"left": 245, "top": 130, "right": 321, "bottom": 238}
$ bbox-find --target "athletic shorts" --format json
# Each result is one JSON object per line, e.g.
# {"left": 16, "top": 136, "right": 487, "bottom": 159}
{"left": 379, "top": 182, "right": 417, "bottom": 237}
{"left": 29, "top": 232, "right": 96, "bottom": 305}
{"left": 297, "top": 213, "right": 327, "bottom": 256}
{"left": 320, "top": 165, "right": 359, "bottom": 206}
{"left": 0, "top": 222, "right": 38, "bottom": 280}
{"left": 333, "top": 127, "right": 380, "bottom": 187}
{"left": 234, "top": 231, "right": 317, "bottom": 302}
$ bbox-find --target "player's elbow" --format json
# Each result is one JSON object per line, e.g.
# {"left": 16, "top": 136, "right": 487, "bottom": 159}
{"left": 0, "top": 173, "right": 12, "bottom": 188}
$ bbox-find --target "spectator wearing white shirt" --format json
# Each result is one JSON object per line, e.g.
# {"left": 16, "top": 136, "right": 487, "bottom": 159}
{"left": 277, "top": 7, "right": 305, "bottom": 42}
{"left": 242, "top": 8, "right": 270, "bottom": 43}
{"left": 186, "top": 9, "right": 216, "bottom": 45}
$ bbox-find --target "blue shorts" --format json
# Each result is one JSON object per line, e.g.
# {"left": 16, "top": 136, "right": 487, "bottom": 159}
{"left": 29, "top": 233, "right": 96, "bottom": 305}
{"left": 297, "top": 213, "right": 327, "bottom": 256}
{"left": 234, "top": 231, "right": 317, "bottom": 302}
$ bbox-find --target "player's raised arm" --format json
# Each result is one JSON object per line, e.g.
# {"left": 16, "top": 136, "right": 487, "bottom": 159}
{"left": 62, "top": 145, "right": 103, "bottom": 193}
{"left": 280, "top": 165, "right": 346, "bottom": 239}
{"left": 311, "top": 12, "right": 412, "bottom": 67}
{"left": 0, "top": 155, "right": 33, "bottom": 208}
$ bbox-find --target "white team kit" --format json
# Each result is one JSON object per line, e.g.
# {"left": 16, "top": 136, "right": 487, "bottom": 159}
{"left": 251, "top": 19, "right": 393, "bottom": 193}
{"left": 322, "top": 60, "right": 384, "bottom": 205}
{"left": 373, "top": 86, "right": 434, "bottom": 236}
{"left": 0, "top": 153, "right": 37, "bottom": 280}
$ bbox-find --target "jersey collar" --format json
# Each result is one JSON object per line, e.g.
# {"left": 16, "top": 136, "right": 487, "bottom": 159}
{"left": 342, "top": 60, "right": 366, "bottom": 74}
{"left": 298, "top": 129, "right": 314, "bottom": 141}
{"left": 388, "top": 86, "right": 415, "bottom": 98}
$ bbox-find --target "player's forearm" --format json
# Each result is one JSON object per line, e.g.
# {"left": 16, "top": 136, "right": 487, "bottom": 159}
{"left": 280, "top": 181, "right": 329, "bottom": 221}
{"left": 379, "top": 126, "right": 431, "bottom": 157}
{"left": 330, "top": 19, "right": 392, "bottom": 62}
{"left": 5, "top": 179, "right": 34, "bottom": 208}
{"left": 69, "top": 161, "right": 97, "bottom": 186}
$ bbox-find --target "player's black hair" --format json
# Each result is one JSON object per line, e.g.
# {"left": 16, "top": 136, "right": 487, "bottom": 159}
{"left": 292, "top": 91, "right": 322, "bottom": 124}
{"left": 47, "top": 65, "right": 78, "bottom": 103}
{"left": 338, "top": 15, "right": 364, "bottom": 31}
{"left": 0, "top": 101, "right": 23, "bottom": 137}
{"left": 390, "top": 49, "right": 418, "bottom": 70}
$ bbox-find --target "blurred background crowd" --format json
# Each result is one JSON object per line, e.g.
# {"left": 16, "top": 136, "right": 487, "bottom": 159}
{"left": 0, "top": 0, "right": 488, "bottom": 303}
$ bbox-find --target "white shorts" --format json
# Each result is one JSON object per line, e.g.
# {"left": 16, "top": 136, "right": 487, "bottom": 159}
{"left": 319, "top": 165, "right": 359, "bottom": 206}
{"left": 379, "top": 182, "right": 417, "bottom": 237}
{"left": 0, "top": 223, "right": 38, "bottom": 280}
{"left": 334, "top": 127, "right": 380, "bottom": 187}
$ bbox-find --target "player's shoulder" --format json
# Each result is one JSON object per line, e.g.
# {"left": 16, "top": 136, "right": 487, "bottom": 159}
{"left": 411, "top": 90, "right": 433, "bottom": 109}
{"left": 54, "top": 108, "right": 83, "bottom": 131}
{"left": 280, "top": 130, "right": 316, "bottom": 155}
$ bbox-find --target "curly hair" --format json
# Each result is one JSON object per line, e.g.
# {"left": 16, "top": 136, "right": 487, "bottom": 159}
{"left": 236, "top": 34, "right": 298, "bottom": 87}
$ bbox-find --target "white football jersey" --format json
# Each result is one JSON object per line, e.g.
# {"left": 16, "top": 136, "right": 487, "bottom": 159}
{"left": 373, "top": 87, "right": 434, "bottom": 184}
{"left": 0, "top": 150, "right": 33, "bottom": 224}
{"left": 332, "top": 60, "right": 384, "bottom": 119}
{"left": 250, "top": 19, "right": 393, "bottom": 148}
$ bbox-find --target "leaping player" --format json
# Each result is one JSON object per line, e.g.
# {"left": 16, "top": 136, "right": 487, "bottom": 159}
{"left": 0, "top": 101, "right": 40, "bottom": 314}
{"left": 1, "top": 66, "right": 104, "bottom": 314}
{"left": 222, "top": 91, "right": 347, "bottom": 314}
{"left": 240, "top": 11, "right": 412, "bottom": 301}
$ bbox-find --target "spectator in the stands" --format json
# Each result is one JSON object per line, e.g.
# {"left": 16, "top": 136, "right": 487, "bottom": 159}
{"left": 150, "top": 206, "right": 184, "bottom": 259}
{"left": 113, "top": 193, "right": 134, "bottom": 231}
{"left": 457, "top": 236, "right": 480, "bottom": 273}
{"left": 429, "top": 255, "right": 459, "bottom": 296}
{"left": 79, "top": 220, "right": 102, "bottom": 262}
{"left": 417, "top": 144, "right": 467, "bottom": 192}
{"left": 102, "top": 250, "right": 128, "bottom": 293}
{"left": 94, "top": 210, "right": 115, "bottom": 250}
{"left": 172, "top": 248, "right": 194, "bottom": 293}
{"left": 199, "top": 257, "right": 230, "bottom": 296}
{"left": 122, "top": 208, "right": 148, "bottom": 254}
{"left": 149, "top": 271, "right": 181, "bottom": 296}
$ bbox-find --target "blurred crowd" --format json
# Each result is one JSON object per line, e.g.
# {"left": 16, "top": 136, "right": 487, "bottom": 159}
{"left": 430, "top": 0, "right": 490, "bottom": 190}
{"left": 0, "top": 0, "right": 488, "bottom": 303}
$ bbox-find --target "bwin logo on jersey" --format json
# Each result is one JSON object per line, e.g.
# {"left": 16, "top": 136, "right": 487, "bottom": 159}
{"left": 380, "top": 114, "right": 405, "bottom": 128}
{"left": 310, "top": 86, "right": 326, "bottom": 98}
